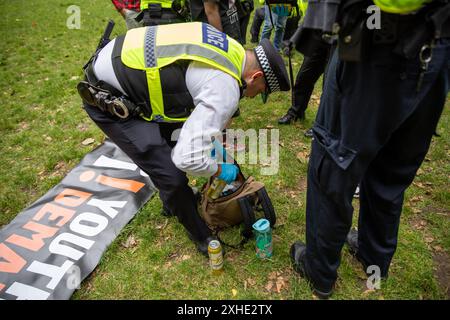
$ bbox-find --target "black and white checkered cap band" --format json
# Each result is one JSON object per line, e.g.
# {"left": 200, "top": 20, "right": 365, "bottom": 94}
{"left": 254, "top": 45, "right": 280, "bottom": 93}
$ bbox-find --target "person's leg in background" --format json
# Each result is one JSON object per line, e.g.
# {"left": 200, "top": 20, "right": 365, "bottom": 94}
{"left": 83, "top": 104, "right": 212, "bottom": 251}
{"left": 272, "top": 10, "right": 287, "bottom": 51}
{"left": 238, "top": 0, "right": 254, "bottom": 45}
{"left": 278, "top": 45, "right": 330, "bottom": 124}
{"left": 282, "top": 14, "right": 300, "bottom": 46}
{"left": 260, "top": 5, "right": 274, "bottom": 45}
{"left": 250, "top": 7, "right": 265, "bottom": 43}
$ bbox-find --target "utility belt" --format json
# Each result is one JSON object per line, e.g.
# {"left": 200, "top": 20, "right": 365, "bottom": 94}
{"left": 139, "top": 2, "right": 188, "bottom": 26}
{"left": 78, "top": 57, "right": 142, "bottom": 120}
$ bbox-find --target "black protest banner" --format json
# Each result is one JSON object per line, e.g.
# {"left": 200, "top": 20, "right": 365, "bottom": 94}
{"left": 0, "top": 139, "right": 156, "bottom": 300}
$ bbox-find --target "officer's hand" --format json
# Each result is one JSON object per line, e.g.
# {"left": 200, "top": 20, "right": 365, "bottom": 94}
{"left": 271, "top": 4, "right": 290, "bottom": 17}
{"left": 211, "top": 140, "right": 227, "bottom": 161}
{"left": 218, "top": 164, "right": 239, "bottom": 184}
{"left": 283, "top": 40, "right": 293, "bottom": 56}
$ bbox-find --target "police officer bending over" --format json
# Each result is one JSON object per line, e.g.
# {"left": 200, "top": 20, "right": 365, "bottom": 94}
{"left": 289, "top": 0, "right": 449, "bottom": 298}
{"left": 77, "top": 22, "right": 290, "bottom": 256}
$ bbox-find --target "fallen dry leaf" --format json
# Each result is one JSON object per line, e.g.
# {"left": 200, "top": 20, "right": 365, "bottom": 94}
{"left": 232, "top": 289, "right": 237, "bottom": 297}
{"left": 296, "top": 151, "right": 309, "bottom": 164}
{"left": 424, "top": 236, "right": 434, "bottom": 244}
{"left": 410, "top": 196, "right": 424, "bottom": 203}
{"left": 363, "top": 289, "right": 376, "bottom": 295}
{"left": 155, "top": 219, "right": 168, "bottom": 230}
{"left": 122, "top": 235, "right": 138, "bottom": 249}
{"left": 82, "top": 138, "right": 95, "bottom": 146}
{"left": 265, "top": 281, "right": 274, "bottom": 292}
{"left": 181, "top": 255, "right": 191, "bottom": 261}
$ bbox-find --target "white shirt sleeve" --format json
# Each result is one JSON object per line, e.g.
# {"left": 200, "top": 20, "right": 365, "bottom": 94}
{"left": 171, "top": 61, "right": 240, "bottom": 177}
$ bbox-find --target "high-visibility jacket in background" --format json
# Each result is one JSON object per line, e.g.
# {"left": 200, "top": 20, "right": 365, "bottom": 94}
{"left": 372, "top": 0, "right": 430, "bottom": 14}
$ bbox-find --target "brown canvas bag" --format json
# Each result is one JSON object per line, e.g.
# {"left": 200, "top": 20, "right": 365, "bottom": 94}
{"left": 200, "top": 174, "right": 276, "bottom": 243}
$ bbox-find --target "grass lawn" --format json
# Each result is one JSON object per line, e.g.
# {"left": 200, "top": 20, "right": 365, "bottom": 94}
{"left": 0, "top": 0, "right": 448, "bottom": 300}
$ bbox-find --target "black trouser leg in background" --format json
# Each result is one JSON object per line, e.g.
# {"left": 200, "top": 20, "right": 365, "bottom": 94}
{"left": 250, "top": 7, "right": 265, "bottom": 42}
{"left": 83, "top": 104, "right": 212, "bottom": 243}
{"left": 287, "top": 46, "right": 330, "bottom": 118}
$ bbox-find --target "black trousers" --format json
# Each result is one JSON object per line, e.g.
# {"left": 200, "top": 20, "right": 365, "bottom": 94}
{"left": 304, "top": 39, "right": 449, "bottom": 292}
{"left": 287, "top": 43, "right": 331, "bottom": 118}
{"left": 83, "top": 103, "right": 212, "bottom": 242}
{"left": 250, "top": 7, "right": 265, "bottom": 42}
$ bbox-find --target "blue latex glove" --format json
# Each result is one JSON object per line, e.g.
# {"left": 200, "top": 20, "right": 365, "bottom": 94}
{"left": 271, "top": 4, "right": 290, "bottom": 17}
{"left": 218, "top": 164, "right": 239, "bottom": 184}
{"left": 211, "top": 139, "right": 227, "bottom": 162}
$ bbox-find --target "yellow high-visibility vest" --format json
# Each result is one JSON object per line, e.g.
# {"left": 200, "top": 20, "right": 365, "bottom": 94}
{"left": 140, "top": 0, "right": 174, "bottom": 10}
{"left": 121, "top": 22, "right": 246, "bottom": 122}
{"left": 372, "top": 0, "right": 429, "bottom": 14}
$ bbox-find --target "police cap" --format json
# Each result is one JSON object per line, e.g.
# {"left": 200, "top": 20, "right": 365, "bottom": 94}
{"left": 254, "top": 39, "right": 290, "bottom": 103}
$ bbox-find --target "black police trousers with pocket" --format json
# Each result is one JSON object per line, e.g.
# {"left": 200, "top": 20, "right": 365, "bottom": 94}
{"left": 83, "top": 103, "right": 212, "bottom": 243}
{"left": 304, "top": 39, "right": 449, "bottom": 292}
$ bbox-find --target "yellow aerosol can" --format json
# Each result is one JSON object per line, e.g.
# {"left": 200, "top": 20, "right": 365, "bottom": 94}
{"left": 208, "top": 239, "right": 224, "bottom": 275}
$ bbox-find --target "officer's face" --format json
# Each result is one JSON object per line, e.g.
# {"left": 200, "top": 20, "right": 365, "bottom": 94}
{"left": 244, "top": 71, "right": 267, "bottom": 98}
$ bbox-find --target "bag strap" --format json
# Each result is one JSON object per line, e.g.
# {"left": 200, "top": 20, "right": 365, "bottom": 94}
{"left": 214, "top": 230, "right": 250, "bottom": 250}
{"left": 211, "top": 195, "right": 255, "bottom": 249}
{"left": 256, "top": 187, "right": 277, "bottom": 227}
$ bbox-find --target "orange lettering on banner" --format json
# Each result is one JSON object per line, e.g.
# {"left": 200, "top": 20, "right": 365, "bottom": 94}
{"left": 33, "top": 203, "right": 76, "bottom": 227}
{"left": 6, "top": 221, "right": 58, "bottom": 251}
{"left": 96, "top": 175, "right": 145, "bottom": 193}
{"left": 0, "top": 243, "right": 26, "bottom": 273}
{"left": 55, "top": 188, "right": 92, "bottom": 207}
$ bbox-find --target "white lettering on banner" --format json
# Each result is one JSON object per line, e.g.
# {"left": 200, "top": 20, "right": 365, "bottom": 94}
{"left": 70, "top": 212, "right": 109, "bottom": 237}
{"left": 87, "top": 199, "right": 127, "bottom": 219}
{"left": 49, "top": 233, "right": 95, "bottom": 260}
{"left": 66, "top": 265, "right": 81, "bottom": 290}
{"left": 93, "top": 155, "right": 149, "bottom": 177}
{"left": 93, "top": 155, "right": 138, "bottom": 171}
{"left": 27, "top": 260, "right": 74, "bottom": 290}
{"left": 6, "top": 282, "right": 50, "bottom": 300}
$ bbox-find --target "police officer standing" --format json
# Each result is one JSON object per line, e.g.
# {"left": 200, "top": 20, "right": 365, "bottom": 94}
{"left": 77, "top": 22, "right": 290, "bottom": 256}
{"left": 289, "top": 0, "right": 450, "bottom": 298}
{"left": 139, "top": 0, "right": 190, "bottom": 26}
{"left": 190, "top": 0, "right": 243, "bottom": 43}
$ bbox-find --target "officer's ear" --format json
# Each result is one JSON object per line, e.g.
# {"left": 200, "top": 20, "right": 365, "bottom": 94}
{"left": 251, "top": 70, "right": 264, "bottom": 81}
{"left": 246, "top": 70, "right": 264, "bottom": 86}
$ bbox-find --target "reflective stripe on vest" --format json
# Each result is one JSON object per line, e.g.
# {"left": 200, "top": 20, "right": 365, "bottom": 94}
{"left": 121, "top": 22, "right": 245, "bottom": 122}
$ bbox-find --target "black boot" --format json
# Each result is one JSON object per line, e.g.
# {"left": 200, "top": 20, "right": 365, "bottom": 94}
{"left": 304, "top": 128, "right": 313, "bottom": 138}
{"left": 161, "top": 205, "right": 174, "bottom": 217}
{"left": 278, "top": 113, "right": 298, "bottom": 125}
{"left": 290, "top": 241, "right": 333, "bottom": 299}
{"left": 346, "top": 229, "right": 387, "bottom": 278}
{"left": 186, "top": 231, "right": 219, "bottom": 258}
